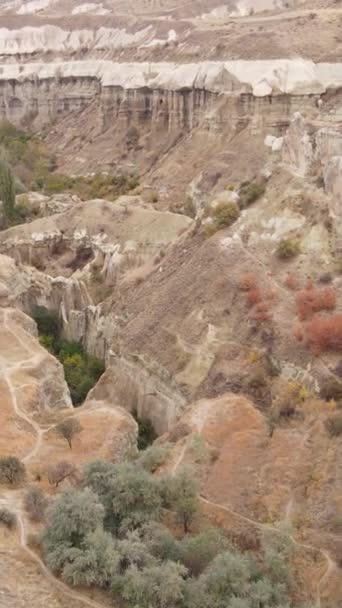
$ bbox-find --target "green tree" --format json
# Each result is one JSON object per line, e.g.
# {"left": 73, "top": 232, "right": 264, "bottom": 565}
{"left": 43, "top": 488, "right": 104, "bottom": 574}
{"left": 180, "top": 527, "right": 230, "bottom": 576}
{"left": 62, "top": 528, "right": 119, "bottom": 587}
{"left": 167, "top": 468, "right": 199, "bottom": 534}
{"left": 120, "top": 561, "right": 187, "bottom": 608}
{"left": 141, "top": 522, "right": 182, "bottom": 563}
{"left": 0, "top": 148, "right": 16, "bottom": 223}
{"left": 111, "top": 464, "right": 162, "bottom": 534}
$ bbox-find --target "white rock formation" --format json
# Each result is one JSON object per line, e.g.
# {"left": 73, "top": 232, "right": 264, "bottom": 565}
{"left": 0, "top": 59, "right": 341, "bottom": 97}
{"left": 71, "top": 3, "right": 110, "bottom": 15}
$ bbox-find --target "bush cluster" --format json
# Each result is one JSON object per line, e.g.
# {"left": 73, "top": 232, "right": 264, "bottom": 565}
{"left": 302, "top": 314, "right": 342, "bottom": 355}
{"left": 238, "top": 273, "right": 273, "bottom": 323}
{"left": 296, "top": 286, "right": 336, "bottom": 320}
{"left": 239, "top": 181, "right": 265, "bottom": 208}
{"left": 41, "top": 459, "right": 304, "bottom": 608}
{"left": 204, "top": 202, "right": 240, "bottom": 237}
{"left": 35, "top": 172, "right": 139, "bottom": 200}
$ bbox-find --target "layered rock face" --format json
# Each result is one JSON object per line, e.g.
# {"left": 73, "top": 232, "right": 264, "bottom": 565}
{"left": 0, "top": 60, "right": 341, "bottom": 130}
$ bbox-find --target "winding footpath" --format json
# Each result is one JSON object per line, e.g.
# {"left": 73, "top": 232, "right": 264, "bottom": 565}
{"left": 0, "top": 310, "right": 108, "bottom": 608}
{"left": 174, "top": 439, "right": 337, "bottom": 608}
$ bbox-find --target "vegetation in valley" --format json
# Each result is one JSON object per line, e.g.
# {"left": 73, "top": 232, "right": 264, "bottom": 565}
{"left": 32, "top": 306, "right": 104, "bottom": 405}
{"left": 0, "top": 120, "right": 139, "bottom": 207}
{"left": 35, "top": 171, "right": 139, "bottom": 200}
{"left": 40, "top": 456, "right": 314, "bottom": 608}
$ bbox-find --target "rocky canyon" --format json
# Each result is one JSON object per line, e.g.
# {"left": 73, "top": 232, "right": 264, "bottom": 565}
{"left": 0, "top": 1, "right": 341, "bottom": 607}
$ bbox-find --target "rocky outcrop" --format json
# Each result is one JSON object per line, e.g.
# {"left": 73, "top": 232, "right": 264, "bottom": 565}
{"left": 89, "top": 352, "right": 187, "bottom": 435}
{"left": 0, "top": 306, "right": 72, "bottom": 415}
{"left": 325, "top": 156, "right": 342, "bottom": 225}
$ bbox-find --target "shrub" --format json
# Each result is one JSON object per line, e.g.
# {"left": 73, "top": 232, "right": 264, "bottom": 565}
{"left": 320, "top": 379, "right": 342, "bottom": 401}
{"left": 0, "top": 456, "right": 26, "bottom": 484}
{"left": 325, "top": 414, "right": 342, "bottom": 437}
{"left": 203, "top": 222, "right": 219, "bottom": 238}
{"left": 126, "top": 126, "right": 140, "bottom": 150}
{"left": 24, "top": 487, "right": 48, "bottom": 521}
{"left": 296, "top": 286, "right": 336, "bottom": 320}
{"left": 32, "top": 306, "right": 60, "bottom": 341}
{"left": 137, "top": 443, "right": 171, "bottom": 473}
{"left": 133, "top": 412, "right": 157, "bottom": 451}
{"left": 0, "top": 508, "right": 16, "bottom": 528}
{"left": 276, "top": 238, "right": 300, "bottom": 260}
{"left": 239, "top": 182, "right": 265, "bottom": 208}
{"left": 304, "top": 314, "right": 342, "bottom": 354}
{"left": 39, "top": 334, "right": 55, "bottom": 351}
{"left": 211, "top": 201, "right": 240, "bottom": 228}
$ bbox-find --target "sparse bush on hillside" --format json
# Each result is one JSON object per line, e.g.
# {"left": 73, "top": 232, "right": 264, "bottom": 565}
{"left": 126, "top": 126, "right": 140, "bottom": 150}
{"left": 24, "top": 487, "right": 48, "bottom": 521}
{"left": 0, "top": 456, "right": 26, "bottom": 485}
{"left": 325, "top": 413, "right": 342, "bottom": 437}
{"left": 239, "top": 181, "right": 265, "bottom": 208}
{"left": 35, "top": 171, "right": 139, "bottom": 200}
{"left": 303, "top": 314, "right": 342, "bottom": 354}
{"left": 271, "top": 382, "right": 303, "bottom": 422}
{"left": 276, "top": 238, "right": 300, "bottom": 260}
{"left": 204, "top": 201, "right": 240, "bottom": 237}
{"left": 320, "top": 378, "right": 342, "bottom": 402}
{"left": 0, "top": 508, "right": 16, "bottom": 528}
{"left": 211, "top": 201, "right": 240, "bottom": 228}
{"left": 296, "top": 286, "right": 336, "bottom": 320}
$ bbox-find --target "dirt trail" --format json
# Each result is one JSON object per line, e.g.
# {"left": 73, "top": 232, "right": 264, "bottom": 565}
{"left": 0, "top": 310, "right": 108, "bottom": 608}
{"left": 173, "top": 437, "right": 336, "bottom": 608}
{"left": 14, "top": 510, "right": 107, "bottom": 608}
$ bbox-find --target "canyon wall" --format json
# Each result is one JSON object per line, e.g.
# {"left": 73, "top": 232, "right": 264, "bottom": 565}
{"left": 0, "top": 60, "right": 341, "bottom": 132}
